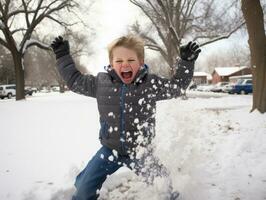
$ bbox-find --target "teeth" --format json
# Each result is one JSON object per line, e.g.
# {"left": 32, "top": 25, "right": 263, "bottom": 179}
{"left": 122, "top": 69, "right": 131, "bottom": 73}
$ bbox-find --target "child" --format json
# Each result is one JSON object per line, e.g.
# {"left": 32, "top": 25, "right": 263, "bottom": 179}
{"left": 51, "top": 35, "right": 201, "bottom": 200}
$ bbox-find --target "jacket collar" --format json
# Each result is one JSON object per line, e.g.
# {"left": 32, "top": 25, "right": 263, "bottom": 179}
{"left": 105, "top": 64, "right": 149, "bottom": 85}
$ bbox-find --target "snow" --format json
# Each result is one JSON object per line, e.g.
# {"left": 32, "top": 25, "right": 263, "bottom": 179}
{"left": 214, "top": 66, "right": 249, "bottom": 76}
{"left": 0, "top": 91, "right": 266, "bottom": 200}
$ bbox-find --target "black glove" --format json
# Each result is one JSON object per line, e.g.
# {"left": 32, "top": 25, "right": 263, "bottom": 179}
{"left": 180, "top": 41, "right": 201, "bottom": 61}
{"left": 51, "top": 36, "right": 70, "bottom": 59}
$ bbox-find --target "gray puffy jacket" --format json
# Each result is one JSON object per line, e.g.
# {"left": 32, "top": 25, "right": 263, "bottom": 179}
{"left": 56, "top": 55, "right": 194, "bottom": 155}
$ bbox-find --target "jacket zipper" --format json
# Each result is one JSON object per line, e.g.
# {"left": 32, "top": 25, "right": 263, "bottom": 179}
{"left": 120, "top": 84, "right": 126, "bottom": 154}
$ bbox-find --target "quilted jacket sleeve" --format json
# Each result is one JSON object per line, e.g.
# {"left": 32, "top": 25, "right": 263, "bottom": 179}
{"left": 150, "top": 58, "right": 194, "bottom": 101}
{"left": 56, "top": 54, "right": 97, "bottom": 98}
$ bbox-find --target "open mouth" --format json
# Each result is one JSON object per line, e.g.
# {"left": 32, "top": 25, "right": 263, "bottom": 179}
{"left": 121, "top": 69, "right": 133, "bottom": 80}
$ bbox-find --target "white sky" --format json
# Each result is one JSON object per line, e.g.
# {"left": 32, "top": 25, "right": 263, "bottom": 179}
{"left": 80, "top": 0, "right": 142, "bottom": 74}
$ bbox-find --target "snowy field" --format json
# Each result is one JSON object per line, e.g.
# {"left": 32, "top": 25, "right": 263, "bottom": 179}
{"left": 0, "top": 91, "right": 266, "bottom": 200}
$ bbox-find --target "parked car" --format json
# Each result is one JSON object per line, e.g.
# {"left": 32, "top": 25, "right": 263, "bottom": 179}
{"left": 222, "top": 83, "right": 234, "bottom": 93}
{"left": 0, "top": 84, "right": 16, "bottom": 99}
{"left": 228, "top": 79, "right": 253, "bottom": 94}
{"left": 196, "top": 84, "right": 214, "bottom": 92}
{"left": 210, "top": 82, "right": 229, "bottom": 93}
{"left": 51, "top": 86, "right": 60, "bottom": 92}
{"left": 31, "top": 87, "right": 38, "bottom": 93}
{"left": 25, "top": 87, "right": 33, "bottom": 96}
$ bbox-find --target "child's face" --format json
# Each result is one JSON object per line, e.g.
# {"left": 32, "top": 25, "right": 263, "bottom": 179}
{"left": 111, "top": 46, "right": 143, "bottom": 84}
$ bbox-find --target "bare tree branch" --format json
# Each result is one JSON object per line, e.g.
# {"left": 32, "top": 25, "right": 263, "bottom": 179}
{"left": 22, "top": 39, "right": 51, "bottom": 56}
{"left": 11, "top": 28, "right": 27, "bottom": 35}
{"left": 21, "top": 0, "right": 31, "bottom": 28}
{"left": 46, "top": 15, "right": 79, "bottom": 27}
{"left": 199, "top": 21, "right": 246, "bottom": 47}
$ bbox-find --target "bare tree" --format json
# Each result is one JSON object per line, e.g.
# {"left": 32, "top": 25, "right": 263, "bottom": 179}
{"left": 129, "top": 0, "right": 245, "bottom": 71}
{"left": 241, "top": 0, "right": 266, "bottom": 113}
{"left": 0, "top": 45, "right": 14, "bottom": 84}
{"left": 0, "top": 0, "right": 81, "bottom": 100}
{"left": 23, "top": 30, "right": 93, "bottom": 93}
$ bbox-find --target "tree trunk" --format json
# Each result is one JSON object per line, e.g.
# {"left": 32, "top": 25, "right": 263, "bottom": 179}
{"left": 12, "top": 50, "right": 25, "bottom": 100}
{"left": 241, "top": 0, "right": 266, "bottom": 113}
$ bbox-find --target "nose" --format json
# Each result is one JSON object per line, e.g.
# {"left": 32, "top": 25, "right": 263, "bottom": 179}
{"left": 120, "top": 62, "right": 130, "bottom": 67}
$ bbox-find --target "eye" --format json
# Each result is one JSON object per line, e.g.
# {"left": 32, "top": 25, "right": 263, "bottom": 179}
{"left": 115, "top": 60, "right": 123, "bottom": 63}
{"left": 128, "top": 59, "right": 135, "bottom": 62}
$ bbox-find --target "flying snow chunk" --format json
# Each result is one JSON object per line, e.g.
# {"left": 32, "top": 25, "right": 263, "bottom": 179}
{"left": 114, "top": 127, "right": 118, "bottom": 131}
{"left": 185, "top": 69, "right": 189, "bottom": 73}
{"left": 108, "top": 126, "right": 113, "bottom": 133}
{"left": 134, "top": 118, "right": 139, "bottom": 124}
{"left": 100, "top": 154, "right": 104, "bottom": 159}
{"left": 112, "top": 150, "right": 118, "bottom": 158}
{"left": 138, "top": 98, "right": 145, "bottom": 105}
{"left": 151, "top": 79, "right": 155, "bottom": 84}
{"left": 108, "top": 155, "right": 114, "bottom": 161}
{"left": 108, "top": 112, "right": 115, "bottom": 118}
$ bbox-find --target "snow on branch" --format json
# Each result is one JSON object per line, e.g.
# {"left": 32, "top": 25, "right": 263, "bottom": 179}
{"left": 21, "top": 39, "right": 51, "bottom": 55}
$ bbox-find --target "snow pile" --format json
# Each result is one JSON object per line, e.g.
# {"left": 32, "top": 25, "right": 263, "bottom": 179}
{"left": 0, "top": 92, "right": 266, "bottom": 200}
{"left": 99, "top": 94, "right": 266, "bottom": 200}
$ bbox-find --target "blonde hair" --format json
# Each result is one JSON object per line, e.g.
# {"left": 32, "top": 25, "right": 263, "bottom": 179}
{"left": 108, "top": 35, "right": 145, "bottom": 63}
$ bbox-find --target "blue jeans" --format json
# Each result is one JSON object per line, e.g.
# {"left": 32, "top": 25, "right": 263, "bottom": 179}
{"left": 72, "top": 146, "right": 170, "bottom": 200}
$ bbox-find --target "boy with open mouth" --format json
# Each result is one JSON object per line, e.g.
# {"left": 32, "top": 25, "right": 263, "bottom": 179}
{"left": 51, "top": 35, "right": 201, "bottom": 200}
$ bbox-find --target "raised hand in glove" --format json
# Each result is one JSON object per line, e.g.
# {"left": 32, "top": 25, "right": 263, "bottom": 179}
{"left": 180, "top": 41, "right": 201, "bottom": 62}
{"left": 51, "top": 36, "right": 70, "bottom": 59}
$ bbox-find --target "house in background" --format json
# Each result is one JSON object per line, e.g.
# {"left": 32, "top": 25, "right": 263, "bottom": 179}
{"left": 211, "top": 66, "right": 251, "bottom": 84}
{"left": 193, "top": 72, "right": 212, "bottom": 85}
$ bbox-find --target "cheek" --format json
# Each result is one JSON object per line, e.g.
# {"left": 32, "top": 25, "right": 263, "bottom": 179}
{"left": 131, "top": 64, "right": 141, "bottom": 73}
{"left": 111, "top": 63, "right": 120, "bottom": 72}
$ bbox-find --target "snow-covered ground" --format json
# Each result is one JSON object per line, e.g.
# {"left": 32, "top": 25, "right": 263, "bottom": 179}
{"left": 0, "top": 91, "right": 265, "bottom": 200}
